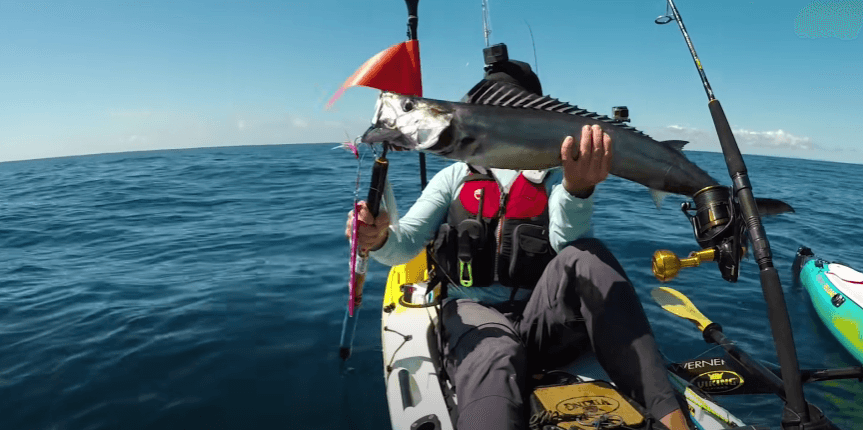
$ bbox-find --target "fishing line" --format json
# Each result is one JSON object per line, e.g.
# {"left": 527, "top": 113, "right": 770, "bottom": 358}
{"left": 338, "top": 137, "right": 368, "bottom": 364}
{"left": 524, "top": 19, "right": 539, "bottom": 77}
{"left": 692, "top": 344, "right": 730, "bottom": 360}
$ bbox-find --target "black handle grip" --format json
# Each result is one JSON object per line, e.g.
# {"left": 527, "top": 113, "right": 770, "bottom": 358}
{"left": 366, "top": 157, "right": 389, "bottom": 218}
{"left": 708, "top": 100, "right": 746, "bottom": 176}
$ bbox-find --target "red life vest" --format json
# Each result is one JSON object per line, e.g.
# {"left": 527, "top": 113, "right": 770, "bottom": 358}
{"left": 432, "top": 167, "right": 556, "bottom": 290}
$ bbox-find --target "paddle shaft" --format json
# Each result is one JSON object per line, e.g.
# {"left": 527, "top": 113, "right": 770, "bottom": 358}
{"left": 661, "top": 1, "right": 813, "bottom": 425}
{"left": 703, "top": 323, "right": 786, "bottom": 401}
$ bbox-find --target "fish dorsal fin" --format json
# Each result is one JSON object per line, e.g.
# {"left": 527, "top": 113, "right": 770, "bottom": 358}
{"left": 463, "top": 80, "right": 649, "bottom": 137}
{"left": 663, "top": 140, "right": 689, "bottom": 153}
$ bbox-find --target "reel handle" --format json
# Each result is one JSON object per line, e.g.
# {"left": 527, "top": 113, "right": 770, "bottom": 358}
{"left": 652, "top": 246, "right": 747, "bottom": 283}
{"left": 652, "top": 248, "right": 716, "bottom": 282}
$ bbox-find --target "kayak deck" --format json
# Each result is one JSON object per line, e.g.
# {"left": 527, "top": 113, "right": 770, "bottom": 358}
{"left": 380, "top": 253, "right": 746, "bottom": 430}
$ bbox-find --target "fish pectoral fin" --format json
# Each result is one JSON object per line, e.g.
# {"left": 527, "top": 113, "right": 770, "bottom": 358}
{"left": 755, "top": 198, "right": 795, "bottom": 216}
{"left": 662, "top": 140, "right": 689, "bottom": 153}
{"left": 649, "top": 189, "right": 673, "bottom": 209}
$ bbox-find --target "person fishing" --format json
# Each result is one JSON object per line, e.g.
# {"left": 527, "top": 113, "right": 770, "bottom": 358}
{"left": 345, "top": 58, "right": 691, "bottom": 430}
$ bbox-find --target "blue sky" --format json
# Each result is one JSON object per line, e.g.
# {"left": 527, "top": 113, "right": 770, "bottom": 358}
{"left": 1, "top": 0, "right": 861, "bottom": 164}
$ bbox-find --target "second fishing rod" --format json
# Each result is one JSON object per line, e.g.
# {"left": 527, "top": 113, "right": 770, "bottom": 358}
{"left": 656, "top": 1, "right": 836, "bottom": 428}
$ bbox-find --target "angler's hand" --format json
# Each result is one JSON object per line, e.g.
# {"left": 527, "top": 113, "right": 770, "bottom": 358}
{"left": 561, "top": 124, "right": 613, "bottom": 197}
{"left": 345, "top": 201, "right": 390, "bottom": 252}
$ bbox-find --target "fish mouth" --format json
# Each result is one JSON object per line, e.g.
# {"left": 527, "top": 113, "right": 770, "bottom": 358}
{"left": 361, "top": 124, "right": 397, "bottom": 143}
{"left": 361, "top": 93, "right": 403, "bottom": 144}
{"left": 360, "top": 124, "right": 415, "bottom": 150}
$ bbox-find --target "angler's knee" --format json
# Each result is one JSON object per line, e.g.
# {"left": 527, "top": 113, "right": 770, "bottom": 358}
{"left": 455, "top": 335, "right": 527, "bottom": 396}
{"left": 553, "top": 238, "right": 608, "bottom": 273}
{"left": 557, "top": 238, "right": 626, "bottom": 277}
{"left": 455, "top": 325, "right": 526, "bottom": 369}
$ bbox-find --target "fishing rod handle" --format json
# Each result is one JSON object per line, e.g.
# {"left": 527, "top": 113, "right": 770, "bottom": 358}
{"left": 366, "top": 156, "right": 389, "bottom": 218}
{"left": 708, "top": 100, "right": 745, "bottom": 177}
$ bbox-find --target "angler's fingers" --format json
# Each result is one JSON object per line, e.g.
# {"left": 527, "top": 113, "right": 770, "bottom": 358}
{"left": 358, "top": 221, "right": 383, "bottom": 239}
{"left": 358, "top": 202, "right": 389, "bottom": 226}
{"left": 376, "top": 211, "right": 390, "bottom": 228}
{"left": 592, "top": 126, "right": 605, "bottom": 158}
{"left": 594, "top": 126, "right": 611, "bottom": 177}
{"left": 589, "top": 125, "right": 605, "bottom": 173}
{"left": 580, "top": 125, "right": 594, "bottom": 167}
{"left": 561, "top": 135, "right": 575, "bottom": 163}
{"left": 600, "top": 132, "right": 613, "bottom": 178}
{"left": 358, "top": 228, "right": 382, "bottom": 242}
{"left": 358, "top": 211, "right": 389, "bottom": 250}
{"left": 357, "top": 201, "right": 376, "bottom": 226}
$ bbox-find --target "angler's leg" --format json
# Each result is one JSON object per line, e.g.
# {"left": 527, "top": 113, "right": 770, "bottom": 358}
{"left": 441, "top": 299, "right": 528, "bottom": 430}
{"left": 517, "top": 238, "right": 688, "bottom": 425}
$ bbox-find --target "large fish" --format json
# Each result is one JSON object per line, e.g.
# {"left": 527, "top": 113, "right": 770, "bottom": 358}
{"left": 362, "top": 80, "right": 793, "bottom": 215}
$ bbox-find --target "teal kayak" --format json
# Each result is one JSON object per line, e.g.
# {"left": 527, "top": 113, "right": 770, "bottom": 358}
{"left": 793, "top": 246, "right": 863, "bottom": 364}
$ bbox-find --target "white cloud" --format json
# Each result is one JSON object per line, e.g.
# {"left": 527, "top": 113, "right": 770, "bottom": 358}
{"left": 291, "top": 117, "right": 309, "bottom": 128}
{"left": 655, "top": 125, "right": 814, "bottom": 151}
{"left": 733, "top": 129, "right": 814, "bottom": 150}
{"left": 663, "top": 124, "right": 712, "bottom": 139}
{"left": 123, "top": 135, "right": 148, "bottom": 145}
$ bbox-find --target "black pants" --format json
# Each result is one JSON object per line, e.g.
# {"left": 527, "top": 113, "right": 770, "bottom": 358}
{"left": 441, "top": 238, "right": 685, "bottom": 430}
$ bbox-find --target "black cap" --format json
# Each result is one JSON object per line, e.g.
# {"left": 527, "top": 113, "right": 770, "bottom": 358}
{"left": 483, "top": 59, "right": 542, "bottom": 96}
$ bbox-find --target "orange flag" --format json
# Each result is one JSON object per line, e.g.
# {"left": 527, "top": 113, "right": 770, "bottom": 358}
{"left": 327, "top": 39, "right": 422, "bottom": 109}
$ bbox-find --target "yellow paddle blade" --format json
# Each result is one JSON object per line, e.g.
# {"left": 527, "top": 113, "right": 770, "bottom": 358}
{"left": 650, "top": 286, "right": 714, "bottom": 332}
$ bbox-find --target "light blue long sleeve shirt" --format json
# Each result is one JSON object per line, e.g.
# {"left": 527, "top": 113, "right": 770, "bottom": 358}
{"left": 371, "top": 162, "right": 594, "bottom": 304}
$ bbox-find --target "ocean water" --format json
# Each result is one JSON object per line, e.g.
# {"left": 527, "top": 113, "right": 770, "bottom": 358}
{"left": 1, "top": 143, "right": 861, "bottom": 429}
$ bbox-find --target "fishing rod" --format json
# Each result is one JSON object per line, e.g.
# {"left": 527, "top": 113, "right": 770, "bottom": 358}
{"left": 340, "top": 146, "right": 389, "bottom": 361}
{"left": 340, "top": 0, "right": 421, "bottom": 362}
{"left": 654, "top": 1, "right": 837, "bottom": 428}
{"left": 408, "top": 0, "right": 427, "bottom": 190}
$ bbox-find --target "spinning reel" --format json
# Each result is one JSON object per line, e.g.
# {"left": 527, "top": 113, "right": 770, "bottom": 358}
{"left": 652, "top": 185, "right": 747, "bottom": 283}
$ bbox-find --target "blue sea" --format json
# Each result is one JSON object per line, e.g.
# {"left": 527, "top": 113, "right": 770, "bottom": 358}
{"left": 1, "top": 143, "right": 861, "bottom": 429}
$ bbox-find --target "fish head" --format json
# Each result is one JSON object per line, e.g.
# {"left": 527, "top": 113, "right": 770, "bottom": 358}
{"left": 361, "top": 92, "right": 454, "bottom": 151}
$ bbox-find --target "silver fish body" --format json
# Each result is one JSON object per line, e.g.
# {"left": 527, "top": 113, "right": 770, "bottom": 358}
{"left": 363, "top": 85, "right": 715, "bottom": 196}
{"left": 361, "top": 82, "right": 793, "bottom": 214}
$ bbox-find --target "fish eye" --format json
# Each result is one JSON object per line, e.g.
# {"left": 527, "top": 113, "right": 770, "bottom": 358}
{"left": 402, "top": 100, "right": 414, "bottom": 112}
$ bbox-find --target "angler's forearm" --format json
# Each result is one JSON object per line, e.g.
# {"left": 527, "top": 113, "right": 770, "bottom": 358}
{"left": 548, "top": 182, "right": 595, "bottom": 253}
{"left": 370, "top": 163, "right": 463, "bottom": 266}
{"left": 370, "top": 213, "right": 436, "bottom": 266}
